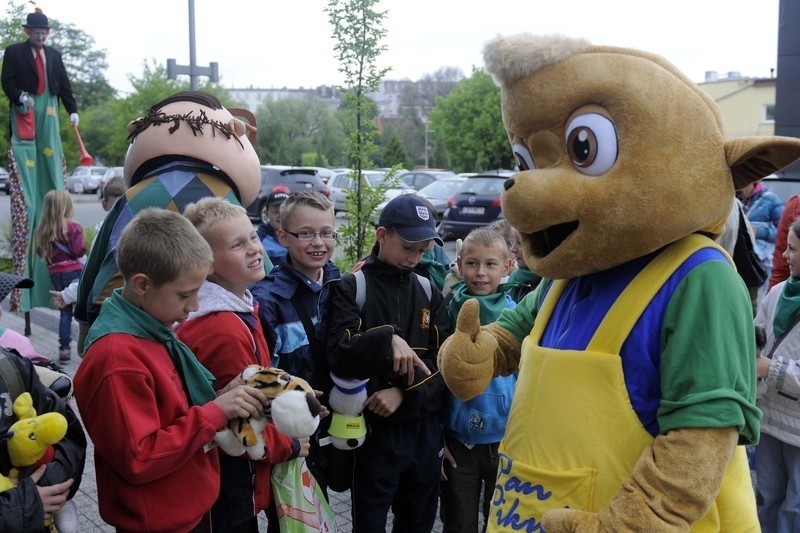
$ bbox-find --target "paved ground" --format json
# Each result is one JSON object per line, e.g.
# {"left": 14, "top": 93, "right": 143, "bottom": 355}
{"left": 0, "top": 303, "right": 446, "bottom": 532}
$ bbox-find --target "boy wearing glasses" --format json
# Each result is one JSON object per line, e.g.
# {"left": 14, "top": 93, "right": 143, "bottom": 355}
{"left": 252, "top": 189, "right": 341, "bottom": 503}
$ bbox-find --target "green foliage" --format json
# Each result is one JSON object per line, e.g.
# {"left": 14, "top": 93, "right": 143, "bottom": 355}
{"left": 428, "top": 68, "right": 513, "bottom": 173}
{"left": 255, "top": 97, "right": 345, "bottom": 166}
{"left": 327, "top": 0, "right": 391, "bottom": 264}
{"left": 382, "top": 133, "right": 409, "bottom": 168}
{"left": 335, "top": 166, "right": 403, "bottom": 269}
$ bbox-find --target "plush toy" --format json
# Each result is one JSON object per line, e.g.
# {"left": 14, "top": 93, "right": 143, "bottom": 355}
{"left": 326, "top": 373, "right": 368, "bottom": 450}
{"left": 0, "top": 392, "right": 69, "bottom": 531}
{"left": 442, "top": 238, "right": 463, "bottom": 296}
{"left": 214, "top": 366, "right": 322, "bottom": 460}
{"left": 438, "top": 34, "right": 800, "bottom": 532}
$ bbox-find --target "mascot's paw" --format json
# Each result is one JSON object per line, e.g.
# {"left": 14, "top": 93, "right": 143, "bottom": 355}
{"left": 438, "top": 298, "right": 497, "bottom": 401}
{"left": 542, "top": 508, "right": 600, "bottom": 532}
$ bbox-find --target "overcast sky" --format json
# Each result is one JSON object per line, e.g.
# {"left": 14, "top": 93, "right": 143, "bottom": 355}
{"left": 35, "top": 0, "right": 781, "bottom": 95}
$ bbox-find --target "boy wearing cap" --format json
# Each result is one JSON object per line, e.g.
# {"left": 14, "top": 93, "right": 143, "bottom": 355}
{"left": 326, "top": 193, "right": 452, "bottom": 531}
{"left": 257, "top": 185, "right": 292, "bottom": 264}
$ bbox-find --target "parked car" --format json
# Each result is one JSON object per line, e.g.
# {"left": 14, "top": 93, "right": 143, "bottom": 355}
{"left": 298, "top": 166, "right": 336, "bottom": 184}
{"left": 0, "top": 167, "right": 9, "bottom": 194}
{"left": 64, "top": 165, "right": 108, "bottom": 194}
{"left": 399, "top": 169, "right": 458, "bottom": 190}
{"left": 328, "top": 170, "right": 413, "bottom": 214}
{"left": 438, "top": 172, "right": 514, "bottom": 240}
{"left": 98, "top": 166, "right": 124, "bottom": 198}
{"left": 246, "top": 166, "right": 331, "bottom": 222}
{"left": 377, "top": 177, "right": 467, "bottom": 219}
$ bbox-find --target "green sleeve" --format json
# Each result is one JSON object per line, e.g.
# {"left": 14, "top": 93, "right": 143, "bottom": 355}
{"left": 658, "top": 261, "right": 760, "bottom": 444}
{"left": 496, "top": 279, "right": 550, "bottom": 341}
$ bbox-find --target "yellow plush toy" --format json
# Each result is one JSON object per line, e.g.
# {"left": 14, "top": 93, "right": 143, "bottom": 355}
{"left": 0, "top": 392, "right": 68, "bottom": 531}
{"left": 438, "top": 34, "right": 800, "bottom": 532}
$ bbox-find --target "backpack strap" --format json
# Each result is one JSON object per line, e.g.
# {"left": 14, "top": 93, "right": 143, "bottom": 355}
{"left": 0, "top": 349, "right": 24, "bottom": 402}
{"left": 354, "top": 270, "right": 367, "bottom": 311}
{"left": 353, "top": 269, "right": 431, "bottom": 312}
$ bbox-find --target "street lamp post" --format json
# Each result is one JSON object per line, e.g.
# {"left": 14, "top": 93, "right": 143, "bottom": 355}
{"left": 166, "top": 0, "right": 219, "bottom": 89}
{"left": 424, "top": 123, "right": 435, "bottom": 168}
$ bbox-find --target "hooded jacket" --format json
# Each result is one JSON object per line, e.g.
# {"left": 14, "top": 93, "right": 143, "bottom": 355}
{"left": 176, "top": 281, "right": 298, "bottom": 527}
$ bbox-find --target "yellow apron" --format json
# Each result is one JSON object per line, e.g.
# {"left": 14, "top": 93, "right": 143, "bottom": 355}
{"left": 490, "top": 235, "right": 758, "bottom": 532}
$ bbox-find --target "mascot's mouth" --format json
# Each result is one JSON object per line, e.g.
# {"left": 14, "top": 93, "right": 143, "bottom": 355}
{"left": 528, "top": 221, "right": 579, "bottom": 257}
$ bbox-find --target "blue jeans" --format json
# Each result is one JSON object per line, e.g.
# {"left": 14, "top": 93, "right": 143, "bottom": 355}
{"left": 49, "top": 269, "right": 82, "bottom": 349}
{"left": 756, "top": 432, "right": 800, "bottom": 532}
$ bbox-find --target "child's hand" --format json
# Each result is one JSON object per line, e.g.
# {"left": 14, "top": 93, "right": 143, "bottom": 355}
{"left": 32, "top": 465, "right": 73, "bottom": 519}
{"left": 215, "top": 385, "right": 268, "bottom": 421}
{"left": 49, "top": 290, "right": 66, "bottom": 309}
{"left": 391, "top": 334, "right": 431, "bottom": 386}
{"left": 441, "top": 443, "right": 457, "bottom": 481}
{"left": 313, "top": 390, "right": 330, "bottom": 418}
{"left": 757, "top": 356, "right": 771, "bottom": 379}
{"left": 364, "top": 386, "right": 403, "bottom": 417}
{"left": 217, "top": 373, "right": 246, "bottom": 395}
{"left": 296, "top": 437, "right": 311, "bottom": 458}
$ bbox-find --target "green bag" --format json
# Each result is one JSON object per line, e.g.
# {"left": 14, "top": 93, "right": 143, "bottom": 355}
{"left": 271, "top": 458, "right": 338, "bottom": 533}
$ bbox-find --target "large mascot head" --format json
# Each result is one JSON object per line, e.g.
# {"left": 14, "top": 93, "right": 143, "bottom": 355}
{"left": 123, "top": 91, "right": 261, "bottom": 208}
{"left": 485, "top": 34, "right": 800, "bottom": 279}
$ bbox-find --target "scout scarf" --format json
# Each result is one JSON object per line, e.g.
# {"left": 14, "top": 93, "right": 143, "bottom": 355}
{"left": 85, "top": 288, "right": 217, "bottom": 406}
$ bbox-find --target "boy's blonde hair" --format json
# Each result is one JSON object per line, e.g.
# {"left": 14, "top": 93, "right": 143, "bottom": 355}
{"left": 486, "top": 219, "right": 515, "bottom": 250}
{"left": 462, "top": 226, "right": 511, "bottom": 259}
{"left": 183, "top": 196, "right": 248, "bottom": 239}
{"left": 34, "top": 189, "right": 74, "bottom": 263}
{"left": 280, "top": 189, "right": 333, "bottom": 229}
{"left": 103, "top": 176, "right": 126, "bottom": 200}
{"left": 117, "top": 208, "right": 212, "bottom": 285}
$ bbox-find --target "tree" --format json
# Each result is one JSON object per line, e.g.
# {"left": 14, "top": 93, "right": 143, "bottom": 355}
{"left": 327, "top": 0, "right": 392, "bottom": 269}
{"left": 254, "top": 96, "right": 345, "bottom": 167}
{"left": 381, "top": 132, "right": 409, "bottom": 168}
{"left": 428, "top": 68, "right": 513, "bottom": 173}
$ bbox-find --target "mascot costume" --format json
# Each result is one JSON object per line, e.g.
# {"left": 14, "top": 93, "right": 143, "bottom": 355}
{"left": 438, "top": 34, "right": 800, "bottom": 531}
{"left": 74, "top": 91, "right": 265, "bottom": 346}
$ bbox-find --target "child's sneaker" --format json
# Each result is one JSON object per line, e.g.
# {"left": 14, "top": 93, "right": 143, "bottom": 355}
{"left": 58, "top": 347, "right": 71, "bottom": 362}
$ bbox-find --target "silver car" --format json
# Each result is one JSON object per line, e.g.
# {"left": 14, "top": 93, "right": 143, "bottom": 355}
{"left": 329, "top": 170, "right": 413, "bottom": 214}
{"left": 65, "top": 166, "right": 108, "bottom": 194}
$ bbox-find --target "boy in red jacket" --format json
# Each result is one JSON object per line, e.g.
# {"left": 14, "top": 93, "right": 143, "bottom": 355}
{"left": 179, "top": 197, "right": 310, "bottom": 532}
{"left": 74, "top": 208, "right": 269, "bottom": 532}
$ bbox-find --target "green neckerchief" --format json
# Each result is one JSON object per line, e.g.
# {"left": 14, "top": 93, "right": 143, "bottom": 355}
{"left": 506, "top": 267, "right": 542, "bottom": 301}
{"left": 418, "top": 250, "right": 448, "bottom": 291}
{"left": 85, "top": 288, "right": 217, "bottom": 406}
{"left": 450, "top": 282, "right": 511, "bottom": 325}
{"left": 774, "top": 276, "right": 800, "bottom": 338}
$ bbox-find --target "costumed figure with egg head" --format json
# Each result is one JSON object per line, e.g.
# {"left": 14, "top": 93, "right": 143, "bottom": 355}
{"left": 74, "top": 91, "right": 267, "bottom": 354}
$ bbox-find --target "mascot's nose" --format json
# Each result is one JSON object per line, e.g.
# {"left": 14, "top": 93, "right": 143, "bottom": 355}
{"left": 504, "top": 178, "right": 515, "bottom": 190}
{"left": 306, "top": 393, "right": 322, "bottom": 418}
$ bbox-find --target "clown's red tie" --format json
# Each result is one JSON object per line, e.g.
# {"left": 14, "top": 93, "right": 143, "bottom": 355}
{"left": 35, "top": 49, "right": 45, "bottom": 94}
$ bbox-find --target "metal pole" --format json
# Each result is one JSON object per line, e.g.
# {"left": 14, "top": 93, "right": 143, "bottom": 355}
{"left": 188, "top": 0, "right": 198, "bottom": 90}
{"left": 424, "top": 124, "right": 429, "bottom": 168}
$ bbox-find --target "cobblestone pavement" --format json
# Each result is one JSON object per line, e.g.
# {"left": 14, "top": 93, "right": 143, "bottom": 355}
{"left": 1, "top": 304, "right": 446, "bottom": 532}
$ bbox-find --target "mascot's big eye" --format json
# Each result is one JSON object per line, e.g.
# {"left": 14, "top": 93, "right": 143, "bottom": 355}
{"left": 512, "top": 143, "right": 535, "bottom": 171}
{"left": 565, "top": 113, "right": 617, "bottom": 176}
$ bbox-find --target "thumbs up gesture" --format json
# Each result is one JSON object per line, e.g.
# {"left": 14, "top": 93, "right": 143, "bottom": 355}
{"left": 438, "top": 299, "right": 497, "bottom": 401}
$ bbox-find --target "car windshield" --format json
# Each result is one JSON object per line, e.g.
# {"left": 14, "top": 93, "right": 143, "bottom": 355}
{"left": 460, "top": 177, "right": 506, "bottom": 195}
{"left": 418, "top": 179, "right": 465, "bottom": 198}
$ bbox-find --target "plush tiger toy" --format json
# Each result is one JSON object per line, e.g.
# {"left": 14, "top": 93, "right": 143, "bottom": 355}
{"left": 214, "top": 366, "right": 322, "bottom": 460}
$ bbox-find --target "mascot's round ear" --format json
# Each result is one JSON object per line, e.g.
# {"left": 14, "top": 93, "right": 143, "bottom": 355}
{"left": 228, "top": 108, "right": 258, "bottom": 145}
{"left": 726, "top": 136, "right": 800, "bottom": 190}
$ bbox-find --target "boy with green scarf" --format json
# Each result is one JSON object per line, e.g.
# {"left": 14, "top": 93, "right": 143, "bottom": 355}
{"left": 441, "top": 226, "right": 517, "bottom": 533}
{"left": 74, "top": 208, "right": 270, "bottom": 532}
